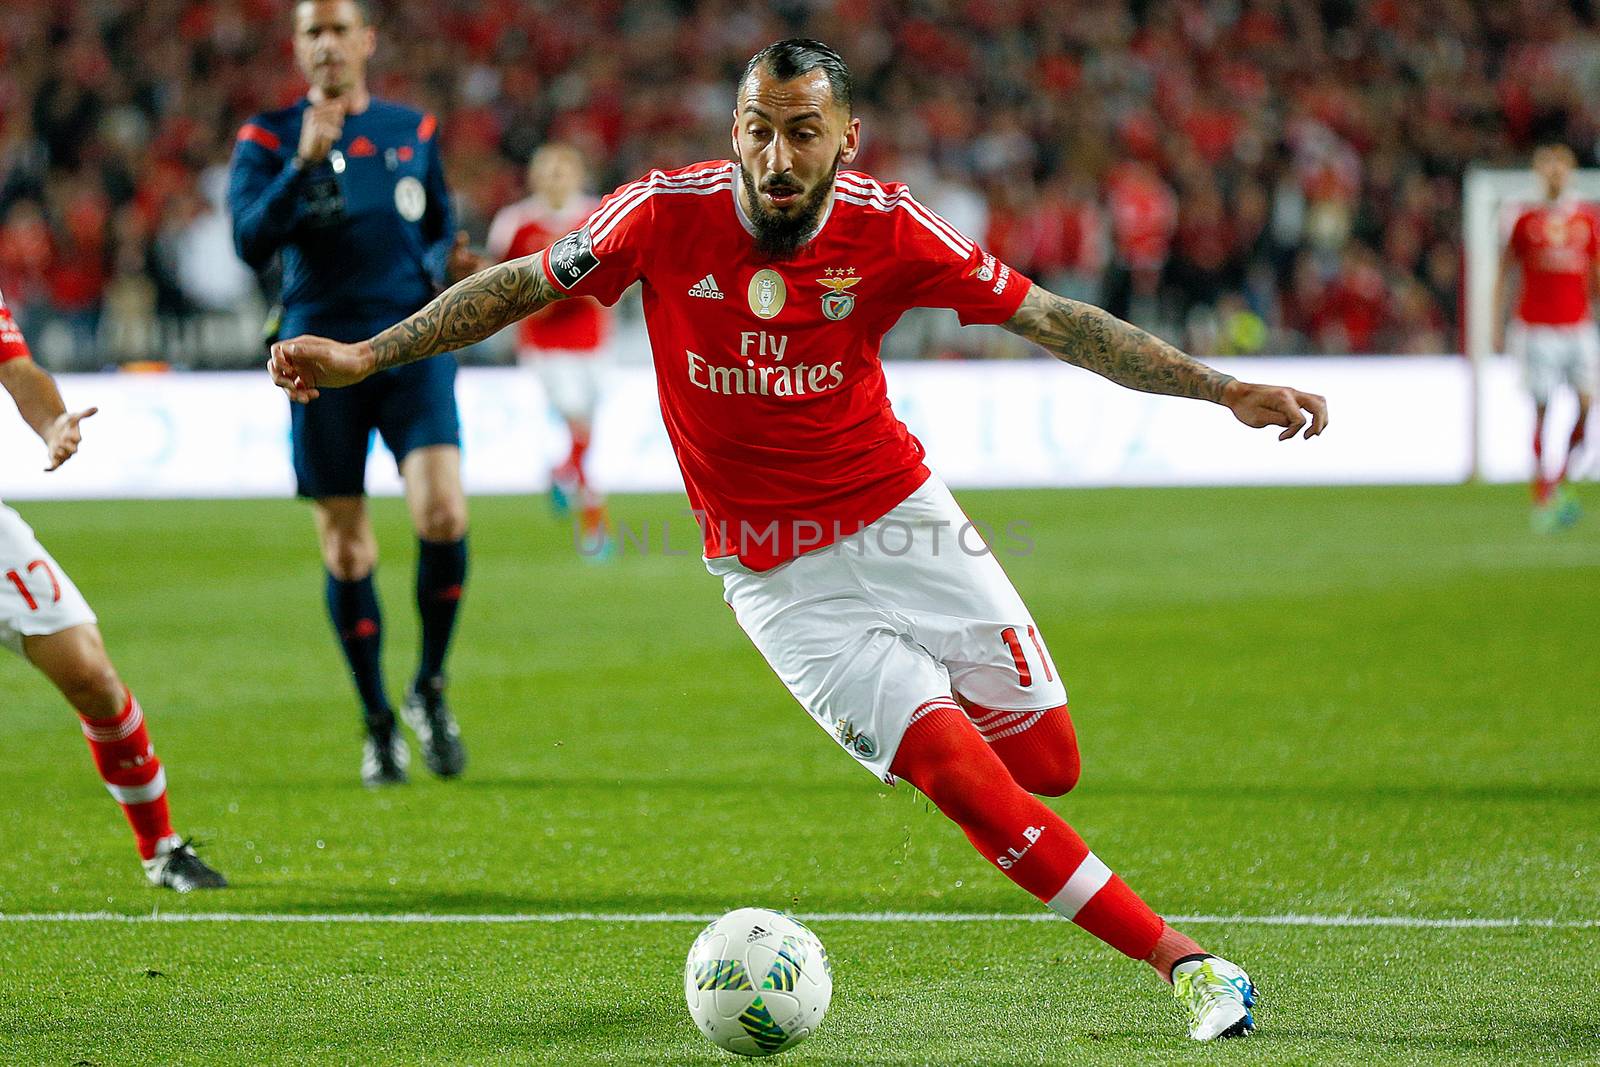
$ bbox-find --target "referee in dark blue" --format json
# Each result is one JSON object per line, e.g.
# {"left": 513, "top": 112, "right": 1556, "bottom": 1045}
{"left": 229, "top": 0, "right": 480, "bottom": 787}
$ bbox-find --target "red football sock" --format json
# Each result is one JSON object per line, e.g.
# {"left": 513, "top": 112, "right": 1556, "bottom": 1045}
{"left": 964, "top": 700, "right": 1081, "bottom": 796}
{"left": 566, "top": 426, "right": 591, "bottom": 488}
{"left": 1558, "top": 414, "right": 1587, "bottom": 482}
{"left": 1533, "top": 417, "right": 1548, "bottom": 500}
{"left": 78, "top": 690, "right": 173, "bottom": 860}
{"left": 891, "top": 703, "right": 1165, "bottom": 961}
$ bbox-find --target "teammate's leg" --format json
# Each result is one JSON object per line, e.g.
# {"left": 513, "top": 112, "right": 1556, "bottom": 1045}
{"left": 1557, "top": 393, "right": 1590, "bottom": 484}
{"left": 24, "top": 624, "right": 225, "bottom": 889}
{"left": 398, "top": 444, "right": 469, "bottom": 776}
{"left": 314, "top": 496, "right": 406, "bottom": 785}
{"left": 890, "top": 706, "right": 1254, "bottom": 1039}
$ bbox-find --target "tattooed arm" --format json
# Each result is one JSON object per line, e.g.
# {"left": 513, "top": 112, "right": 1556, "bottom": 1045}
{"left": 268, "top": 255, "right": 563, "bottom": 401}
{"left": 1003, "top": 286, "right": 1329, "bottom": 440}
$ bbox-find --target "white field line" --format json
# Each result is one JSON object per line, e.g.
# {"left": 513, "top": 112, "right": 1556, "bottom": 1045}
{"left": 0, "top": 911, "right": 1595, "bottom": 929}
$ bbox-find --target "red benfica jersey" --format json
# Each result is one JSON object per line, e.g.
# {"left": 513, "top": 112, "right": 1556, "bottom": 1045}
{"left": 488, "top": 194, "right": 610, "bottom": 352}
{"left": 0, "top": 289, "right": 31, "bottom": 364}
{"left": 540, "top": 161, "right": 1031, "bottom": 570}
{"left": 1510, "top": 201, "right": 1599, "bottom": 325}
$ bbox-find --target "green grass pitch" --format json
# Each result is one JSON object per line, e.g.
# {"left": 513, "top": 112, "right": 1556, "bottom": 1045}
{"left": 1, "top": 484, "right": 1596, "bottom": 1065}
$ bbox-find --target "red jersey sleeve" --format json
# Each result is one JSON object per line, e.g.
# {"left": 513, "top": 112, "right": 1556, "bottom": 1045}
{"left": 888, "top": 195, "right": 1032, "bottom": 325}
{"left": 539, "top": 177, "right": 655, "bottom": 307}
{"left": 0, "top": 293, "right": 32, "bottom": 364}
{"left": 1509, "top": 212, "right": 1532, "bottom": 264}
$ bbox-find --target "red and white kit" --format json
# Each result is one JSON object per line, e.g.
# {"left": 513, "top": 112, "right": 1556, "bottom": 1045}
{"left": 0, "top": 292, "right": 96, "bottom": 654}
{"left": 541, "top": 162, "right": 1066, "bottom": 776}
{"left": 488, "top": 193, "right": 612, "bottom": 422}
{"left": 1508, "top": 201, "right": 1600, "bottom": 403}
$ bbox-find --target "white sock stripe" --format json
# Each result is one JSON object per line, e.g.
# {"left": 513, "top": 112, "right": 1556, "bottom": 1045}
{"left": 979, "top": 710, "right": 1050, "bottom": 742}
{"left": 80, "top": 702, "right": 143, "bottom": 743}
{"left": 972, "top": 710, "right": 1033, "bottom": 732}
{"left": 1046, "top": 852, "right": 1113, "bottom": 920}
{"left": 906, "top": 698, "right": 963, "bottom": 729}
{"left": 105, "top": 767, "right": 165, "bottom": 806}
{"left": 965, "top": 704, "right": 1028, "bottom": 726}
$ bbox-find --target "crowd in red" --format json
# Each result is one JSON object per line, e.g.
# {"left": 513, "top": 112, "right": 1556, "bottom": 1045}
{"left": 2, "top": 0, "right": 1597, "bottom": 364}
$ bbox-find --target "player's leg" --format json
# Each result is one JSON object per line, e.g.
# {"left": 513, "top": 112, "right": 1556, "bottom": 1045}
{"left": 957, "top": 695, "right": 1081, "bottom": 796}
{"left": 1518, "top": 326, "right": 1559, "bottom": 516}
{"left": 887, "top": 707, "right": 1254, "bottom": 1039}
{"left": 22, "top": 623, "right": 225, "bottom": 890}
{"left": 293, "top": 385, "right": 405, "bottom": 785}
{"left": 1553, "top": 325, "right": 1596, "bottom": 524}
{"left": 541, "top": 352, "right": 610, "bottom": 553}
{"left": 714, "top": 518, "right": 1254, "bottom": 1040}
{"left": 313, "top": 495, "right": 407, "bottom": 785}
{"left": 854, "top": 475, "right": 1083, "bottom": 795}
{"left": 382, "top": 355, "right": 468, "bottom": 778}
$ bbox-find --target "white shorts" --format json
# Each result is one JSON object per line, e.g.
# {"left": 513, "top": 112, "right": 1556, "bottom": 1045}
{"left": 520, "top": 348, "right": 605, "bottom": 425}
{"left": 1509, "top": 321, "right": 1600, "bottom": 405}
{"left": 709, "top": 474, "right": 1068, "bottom": 782}
{"left": 0, "top": 504, "right": 96, "bottom": 656}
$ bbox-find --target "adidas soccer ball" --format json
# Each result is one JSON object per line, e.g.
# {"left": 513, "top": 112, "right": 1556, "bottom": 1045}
{"left": 684, "top": 907, "right": 832, "bottom": 1057}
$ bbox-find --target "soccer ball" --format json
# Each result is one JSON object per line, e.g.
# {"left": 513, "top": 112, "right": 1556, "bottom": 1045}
{"left": 684, "top": 907, "right": 832, "bottom": 1057}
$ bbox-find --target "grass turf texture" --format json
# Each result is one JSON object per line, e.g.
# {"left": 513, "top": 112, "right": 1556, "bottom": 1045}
{"left": 2, "top": 484, "right": 1596, "bottom": 1065}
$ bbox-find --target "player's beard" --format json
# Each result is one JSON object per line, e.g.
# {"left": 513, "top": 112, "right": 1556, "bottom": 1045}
{"left": 740, "top": 150, "right": 841, "bottom": 260}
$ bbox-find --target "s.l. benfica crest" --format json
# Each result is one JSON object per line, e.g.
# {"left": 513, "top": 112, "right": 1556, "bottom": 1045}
{"left": 817, "top": 267, "right": 862, "bottom": 321}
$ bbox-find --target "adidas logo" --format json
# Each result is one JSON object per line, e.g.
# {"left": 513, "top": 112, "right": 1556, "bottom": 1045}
{"left": 746, "top": 925, "right": 770, "bottom": 943}
{"left": 688, "top": 274, "right": 725, "bottom": 299}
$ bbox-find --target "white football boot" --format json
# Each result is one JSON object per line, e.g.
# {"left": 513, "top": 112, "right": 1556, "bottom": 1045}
{"left": 1172, "top": 955, "right": 1257, "bottom": 1040}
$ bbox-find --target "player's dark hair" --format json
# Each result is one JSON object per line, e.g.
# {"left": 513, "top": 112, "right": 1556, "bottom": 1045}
{"left": 294, "top": 0, "right": 375, "bottom": 24}
{"left": 739, "top": 39, "right": 852, "bottom": 115}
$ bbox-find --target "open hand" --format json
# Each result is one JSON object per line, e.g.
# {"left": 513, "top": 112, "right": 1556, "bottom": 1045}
{"left": 268, "top": 335, "right": 374, "bottom": 402}
{"left": 43, "top": 407, "right": 97, "bottom": 470}
{"left": 1223, "top": 380, "right": 1329, "bottom": 441}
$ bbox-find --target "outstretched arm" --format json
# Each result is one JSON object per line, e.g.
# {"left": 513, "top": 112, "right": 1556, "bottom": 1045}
{"left": 0, "top": 358, "right": 97, "bottom": 470}
{"left": 1002, "top": 285, "right": 1328, "bottom": 440}
{"left": 269, "top": 254, "right": 564, "bottom": 401}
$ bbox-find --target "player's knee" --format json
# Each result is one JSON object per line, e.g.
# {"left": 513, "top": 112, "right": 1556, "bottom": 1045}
{"left": 58, "top": 659, "right": 125, "bottom": 718}
{"left": 1012, "top": 747, "right": 1081, "bottom": 798}
{"left": 322, "top": 537, "right": 376, "bottom": 580}
{"left": 415, "top": 500, "right": 467, "bottom": 542}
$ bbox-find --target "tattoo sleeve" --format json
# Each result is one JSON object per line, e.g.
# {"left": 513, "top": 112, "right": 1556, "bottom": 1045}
{"left": 1002, "top": 286, "right": 1235, "bottom": 402}
{"left": 369, "top": 256, "right": 563, "bottom": 371}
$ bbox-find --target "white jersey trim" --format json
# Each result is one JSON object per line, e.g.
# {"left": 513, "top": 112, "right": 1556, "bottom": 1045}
{"left": 835, "top": 174, "right": 976, "bottom": 256}
{"left": 588, "top": 165, "right": 736, "bottom": 241}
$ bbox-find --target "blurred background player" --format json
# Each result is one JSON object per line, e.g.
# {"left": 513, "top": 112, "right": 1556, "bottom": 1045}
{"left": 487, "top": 144, "right": 614, "bottom": 556}
{"left": 1, "top": 288, "right": 225, "bottom": 892}
{"left": 1495, "top": 144, "right": 1597, "bottom": 530}
{"left": 227, "top": 0, "right": 482, "bottom": 786}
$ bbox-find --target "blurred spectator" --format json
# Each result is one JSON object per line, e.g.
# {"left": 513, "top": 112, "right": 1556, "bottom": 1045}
{"left": 1, "top": 0, "right": 1596, "bottom": 367}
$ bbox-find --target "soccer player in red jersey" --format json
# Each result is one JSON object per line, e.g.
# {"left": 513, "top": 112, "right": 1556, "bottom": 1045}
{"left": 487, "top": 144, "right": 615, "bottom": 554}
{"left": 1, "top": 290, "right": 225, "bottom": 892}
{"left": 1495, "top": 144, "right": 1598, "bottom": 528}
{"left": 271, "top": 40, "right": 1328, "bottom": 1040}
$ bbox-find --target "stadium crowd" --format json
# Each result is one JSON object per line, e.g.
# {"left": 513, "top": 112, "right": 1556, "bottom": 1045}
{"left": 2, "top": 0, "right": 1598, "bottom": 367}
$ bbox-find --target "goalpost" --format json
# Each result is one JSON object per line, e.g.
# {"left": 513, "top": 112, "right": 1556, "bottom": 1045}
{"left": 1463, "top": 167, "right": 1600, "bottom": 482}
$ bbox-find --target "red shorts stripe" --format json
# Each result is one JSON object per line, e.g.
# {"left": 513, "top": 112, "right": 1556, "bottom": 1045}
{"left": 417, "top": 113, "right": 438, "bottom": 141}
